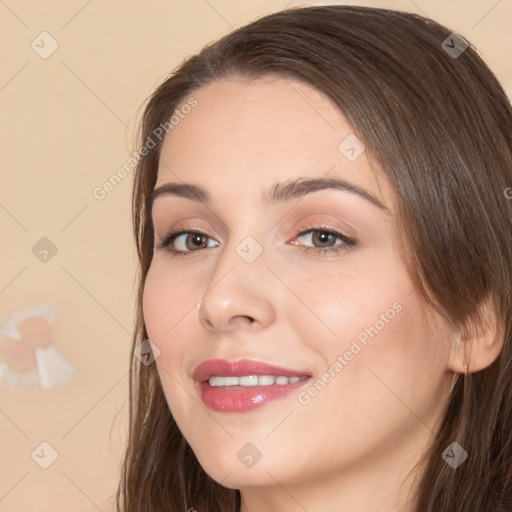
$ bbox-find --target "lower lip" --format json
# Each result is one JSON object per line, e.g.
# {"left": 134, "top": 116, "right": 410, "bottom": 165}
{"left": 198, "top": 378, "right": 311, "bottom": 412}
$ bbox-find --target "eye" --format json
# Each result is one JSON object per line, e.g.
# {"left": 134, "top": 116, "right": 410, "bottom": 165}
{"left": 156, "top": 224, "right": 356, "bottom": 258}
{"left": 290, "top": 226, "right": 356, "bottom": 256}
{"left": 157, "top": 230, "right": 218, "bottom": 256}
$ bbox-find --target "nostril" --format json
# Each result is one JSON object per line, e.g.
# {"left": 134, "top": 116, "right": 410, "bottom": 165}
{"left": 230, "top": 316, "right": 255, "bottom": 327}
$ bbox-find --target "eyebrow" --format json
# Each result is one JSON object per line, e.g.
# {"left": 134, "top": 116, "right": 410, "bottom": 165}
{"left": 150, "top": 176, "right": 389, "bottom": 211}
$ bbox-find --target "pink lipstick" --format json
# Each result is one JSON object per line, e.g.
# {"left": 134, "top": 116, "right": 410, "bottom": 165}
{"left": 193, "top": 359, "right": 311, "bottom": 412}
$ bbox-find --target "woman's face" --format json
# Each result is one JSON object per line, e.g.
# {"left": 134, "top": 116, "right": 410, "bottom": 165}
{"left": 143, "top": 77, "right": 455, "bottom": 493}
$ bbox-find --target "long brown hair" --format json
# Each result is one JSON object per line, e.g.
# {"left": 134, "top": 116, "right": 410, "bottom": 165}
{"left": 116, "top": 5, "right": 512, "bottom": 511}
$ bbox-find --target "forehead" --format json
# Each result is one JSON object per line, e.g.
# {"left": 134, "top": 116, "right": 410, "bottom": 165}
{"left": 159, "top": 76, "right": 348, "bottom": 163}
{"left": 156, "top": 77, "right": 389, "bottom": 208}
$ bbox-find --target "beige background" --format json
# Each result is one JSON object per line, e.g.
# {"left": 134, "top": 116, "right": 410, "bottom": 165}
{"left": 0, "top": 0, "right": 511, "bottom": 510}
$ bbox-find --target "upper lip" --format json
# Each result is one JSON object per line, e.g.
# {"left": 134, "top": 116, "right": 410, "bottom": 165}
{"left": 192, "top": 358, "right": 312, "bottom": 383}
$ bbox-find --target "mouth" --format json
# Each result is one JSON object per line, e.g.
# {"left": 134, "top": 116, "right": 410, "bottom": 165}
{"left": 192, "top": 358, "right": 312, "bottom": 412}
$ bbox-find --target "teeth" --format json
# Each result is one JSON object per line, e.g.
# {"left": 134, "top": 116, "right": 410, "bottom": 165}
{"left": 239, "top": 375, "right": 259, "bottom": 386}
{"left": 208, "top": 375, "right": 305, "bottom": 387}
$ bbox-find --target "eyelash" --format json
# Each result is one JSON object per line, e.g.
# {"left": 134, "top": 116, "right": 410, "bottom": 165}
{"left": 156, "top": 223, "right": 356, "bottom": 258}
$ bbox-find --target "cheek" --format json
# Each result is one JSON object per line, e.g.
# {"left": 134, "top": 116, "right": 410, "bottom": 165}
{"left": 292, "top": 253, "right": 410, "bottom": 354}
{"left": 142, "top": 268, "right": 166, "bottom": 342}
{"left": 326, "top": 289, "right": 449, "bottom": 430}
{"left": 293, "top": 253, "right": 448, "bottom": 404}
{"left": 142, "top": 263, "right": 200, "bottom": 430}
{"left": 142, "top": 260, "right": 207, "bottom": 386}
{"left": 142, "top": 261, "right": 196, "bottom": 341}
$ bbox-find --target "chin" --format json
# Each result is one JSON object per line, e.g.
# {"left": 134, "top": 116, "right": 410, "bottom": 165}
{"left": 196, "top": 450, "right": 286, "bottom": 489}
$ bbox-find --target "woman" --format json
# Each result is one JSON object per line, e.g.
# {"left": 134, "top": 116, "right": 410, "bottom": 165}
{"left": 116, "top": 5, "right": 512, "bottom": 511}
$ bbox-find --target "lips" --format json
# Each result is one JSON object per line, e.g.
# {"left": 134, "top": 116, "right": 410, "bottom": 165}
{"left": 192, "top": 358, "right": 311, "bottom": 383}
{"left": 192, "top": 358, "right": 312, "bottom": 412}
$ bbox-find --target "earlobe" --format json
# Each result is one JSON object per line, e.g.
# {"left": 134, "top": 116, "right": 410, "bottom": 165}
{"left": 447, "top": 336, "right": 471, "bottom": 375}
{"left": 448, "top": 297, "right": 504, "bottom": 374}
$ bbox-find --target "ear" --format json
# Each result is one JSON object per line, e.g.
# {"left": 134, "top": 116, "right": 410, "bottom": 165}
{"left": 448, "top": 295, "right": 504, "bottom": 374}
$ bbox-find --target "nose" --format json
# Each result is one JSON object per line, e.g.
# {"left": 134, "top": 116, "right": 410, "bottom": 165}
{"left": 197, "top": 243, "right": 276, "bottom": 334}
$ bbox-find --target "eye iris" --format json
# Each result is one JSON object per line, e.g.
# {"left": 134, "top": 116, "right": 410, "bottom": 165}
{"left": 313, "top": 231, "right": 335, "bottom": 247}
{"left": 187, "top": 234, "right": 208, "bottom": 250}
